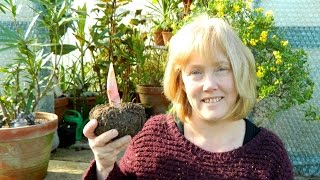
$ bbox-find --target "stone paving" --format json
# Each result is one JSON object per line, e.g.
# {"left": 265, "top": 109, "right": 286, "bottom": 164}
{"left": 46, "top": 145, "right": 93, "bottom": 180}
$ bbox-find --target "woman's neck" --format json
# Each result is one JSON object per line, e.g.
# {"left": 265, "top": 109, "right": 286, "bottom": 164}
{"left": 183, "top": 117, "right": 245, "bottom": 153}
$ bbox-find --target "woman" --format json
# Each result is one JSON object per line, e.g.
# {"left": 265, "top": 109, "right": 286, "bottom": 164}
{"left": 83, "top": 15, "right": 293, "bottom": 179}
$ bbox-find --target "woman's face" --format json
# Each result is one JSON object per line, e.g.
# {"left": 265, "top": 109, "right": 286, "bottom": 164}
{"left": 181, "top": 51, "right": 238, "bottom": 123}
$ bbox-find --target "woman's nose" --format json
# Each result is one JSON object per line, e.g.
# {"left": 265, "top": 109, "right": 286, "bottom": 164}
{"left": 203, "top": 74, "right": 218, "bottom": 91}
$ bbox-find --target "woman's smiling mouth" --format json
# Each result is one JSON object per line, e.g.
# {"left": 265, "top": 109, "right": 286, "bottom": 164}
{"left": 203, "top": 97, "right": 223, "bottom": 103}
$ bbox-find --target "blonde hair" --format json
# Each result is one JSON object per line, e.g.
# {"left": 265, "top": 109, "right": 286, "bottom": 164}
{"left": 163, "top": 15, "right": 256, "bottom": 122}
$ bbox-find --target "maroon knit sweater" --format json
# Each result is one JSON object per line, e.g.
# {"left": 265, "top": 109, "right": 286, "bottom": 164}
{"left": 83, "top": 114, "right": 293, "bottom": 180}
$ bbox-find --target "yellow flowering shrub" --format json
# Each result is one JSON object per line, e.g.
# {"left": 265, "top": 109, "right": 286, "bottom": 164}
{"left": 178, "top": 0, "right": 318, "bottom": 120}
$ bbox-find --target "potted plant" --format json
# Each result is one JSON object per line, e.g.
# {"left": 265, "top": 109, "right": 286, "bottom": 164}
{"left": 53, "top": 64, "right": 70, "bottom": 124}
{"left": 135, "top": 47, "right": 170, "bottom": 116}
{"left": 88, "top": 1, "right": 147, "bottom": 103}
{"left": 46, "top": 2, "right": 100, "bottom": 122}
{"left": 33, "top": 0, "right": 77, "bottom": 124}
{"left": 63, "top": 61, "right": 99, "bottom": 120}
{"left": 160, "top": 18, "right": 175, "bottom": 45}
{"left": 146, "top": 0, "right": 181, "bottom": 45}
{"left": 151, "top": 20, "right": 165, "bottom": 46}
{"left": 0, "top": 1, "right": 59, "bottom": 179}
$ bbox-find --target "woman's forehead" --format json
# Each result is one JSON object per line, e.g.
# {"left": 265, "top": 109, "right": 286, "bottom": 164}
{"left": 187, "top": 51, "right": 230, "bottom": 65}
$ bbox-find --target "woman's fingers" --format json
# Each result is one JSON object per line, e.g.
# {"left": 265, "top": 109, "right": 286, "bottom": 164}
{"left": 93, "top": 129, "right": 119, "bottom": 147}
{"left": 84, "top": 119, "right": 132, "bottom": 164}
{"left": 83, "top": 119, "right": 98, "bottom": 139}
{"left": 108, "top": 135, "right": 131, "bottom": 151}
{"left": 94, "top": 135, "right": 131, "bottom": 161}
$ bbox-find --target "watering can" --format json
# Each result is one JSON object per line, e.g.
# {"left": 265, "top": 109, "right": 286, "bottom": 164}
{"left": 63, "top": 110, "right": 88, "bottom": 141}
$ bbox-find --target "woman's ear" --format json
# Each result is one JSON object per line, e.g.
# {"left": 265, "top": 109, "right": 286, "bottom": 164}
{"left": 178, "top": 73, "right": 186, "bottom": 91}
{"left": 182, "top": 81, "right": 186, "bottom": 91}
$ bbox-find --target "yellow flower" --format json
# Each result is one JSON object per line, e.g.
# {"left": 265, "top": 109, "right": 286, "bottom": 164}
{"left": 171, "top": 23, "right": 177, "bottom": 30}
{"left": 274, "top": 79, "right": 280, "bottom": 85}
{"left": 273, "top": 51, "right": 282, "bottom": 64}
{"left": 257, "top": 66, "right": 265, "bottom": 78}
{"left": 256, "top": 7, "right": 264, "bottom": 13}
{"left": 266, "top": 10, "right": 273, "bottom": 17}
{"left": 248, "top": 23, "right": 255, "bottom": 30}
{"left": 276, "top": 59, "right": 282, "bottom": 64}
{"left": 217, "top": 11, "right": 224, "bottom": 17}
{"left": 270, "top": 66, "right": 276, "bottom": 72}
{"left": 273, "top": 51, "right": 281, "bottom": 59}
{"left": 216, "top": 3, "right": 224, "bottom": 12}
{"left": 233, "top": 5, "right": 240, "bottom": 13}
{"left": 281, "top": 40, "right": 289, "bottom": 47}
{"left": 259, "top": 31, "right": 268, "bottom": 43}
{"left": 250, "top": 39, "right": 258, "bottom": 46}
{"left": 242, "top": 38, "right": 247, "bottom": 45}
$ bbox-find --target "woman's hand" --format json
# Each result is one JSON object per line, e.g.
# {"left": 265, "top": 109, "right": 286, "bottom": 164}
{"left": 83, "top": 119, "right": 131, "bottom": 180}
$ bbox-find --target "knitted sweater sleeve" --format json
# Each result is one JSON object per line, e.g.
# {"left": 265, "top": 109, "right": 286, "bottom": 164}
{"left": 273, "top": 135, "right": 294, "bottom": 179}
{"left": 82, "top": 159, "right": 97, "bottom": 180}
{"left": 81, "top": 140, "right": 138, "bottom": 180}
{"left": 107, "top": 140, "right": 138, "bottom": 179}
{"left": 82, "top": 160, "right": 125, "bottom": 180}
{"left": 278, "top": 154, "right": 294, "bottom": 179}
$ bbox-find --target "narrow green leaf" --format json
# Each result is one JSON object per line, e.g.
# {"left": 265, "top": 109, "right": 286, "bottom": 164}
{"left": 50, "top": 44, "right": 77, "bottom": 55}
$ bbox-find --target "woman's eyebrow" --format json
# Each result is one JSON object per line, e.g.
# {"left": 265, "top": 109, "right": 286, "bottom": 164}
{"left": 213, "top": 60, "right": 230, "bottom": 66}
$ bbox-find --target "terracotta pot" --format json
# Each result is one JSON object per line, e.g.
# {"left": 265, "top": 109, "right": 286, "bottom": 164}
{"left": 0, "top": 112, "right": 58, "bottom": 179}
{"left": 136, "top": 85, "right": 170, "bottom": 115}
{"left": 54, "top": 97, "right": 69, "bottom": 124}
{"left": 161, "top": 31, "right": 173, "bottom": 46}
{"left": 153, "top": 30, "right": 164, "bottom": 46}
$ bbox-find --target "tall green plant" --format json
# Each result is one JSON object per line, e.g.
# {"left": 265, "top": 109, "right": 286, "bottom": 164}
{"left": 0, "top": 0, "right": 80, "bottom": 127}
{"left": 0, "top": 0, "right": 55, "bottom": 126}
{"left": 30, "top": 0, "right": 77, "bottom": 74}
{"left": 88, "top": 0, "right": 147, "bottom": 102}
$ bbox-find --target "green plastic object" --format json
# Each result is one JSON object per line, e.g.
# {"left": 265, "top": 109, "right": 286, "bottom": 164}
{"left": 63, "top": 110, "right": 83, "bottom": 141}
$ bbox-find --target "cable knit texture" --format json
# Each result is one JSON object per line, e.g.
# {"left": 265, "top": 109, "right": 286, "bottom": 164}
{"left": 83, "top": 114, "right": 293, "bottom": 180}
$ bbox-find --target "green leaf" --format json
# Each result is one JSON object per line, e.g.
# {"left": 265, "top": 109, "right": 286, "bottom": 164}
{"left": 25, "top": 92, "right": 35, "bottom": 114}
{"left": 129, "top": 18, "right": 140, "bottom": 26}
{"left": 50, "top": 44, "right": 77, "bottom": 55}
{"left": 25, "top": 14, "right": 40, "bottom": 39}
{"left": 0, "top": 24, "right": 20, "bottom": 42}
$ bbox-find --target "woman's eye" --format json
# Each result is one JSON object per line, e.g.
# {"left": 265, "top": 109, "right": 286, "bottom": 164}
{"left": 217, "top": 66, "right": 229, "bottom": 72}
{"left": 191, "top": 70, "right": 202, "bottom": 75}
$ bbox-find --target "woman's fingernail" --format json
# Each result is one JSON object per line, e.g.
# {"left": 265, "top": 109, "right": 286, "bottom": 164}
{"left": 112, "top": 129, "right": 118, "bottom": 136}
{"left": 125, "top": 135, "right": 131, "bottom": 141}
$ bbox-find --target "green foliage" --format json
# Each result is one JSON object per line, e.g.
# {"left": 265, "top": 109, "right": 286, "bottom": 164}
{"left": 135, "top": 47, "right": 167, "bottom": 87}
{"left": 178, "top": 0, "right": 319, "bottom": 120}
{"left": 0, "top": 0, "right": 55, "bottom": 125}
{"left": 31, "top": 0, "right": 76, "bottom": 57}
{"left": 58, "top": 61, "right": 95, "bottom": 97}
{"left": 146, "top": 0, "right": 181, "bottom": 32}
{"left": 0, "top": 0, "right": 79, "bottom": 126}
{"left": 88, "top": 0, "right": 148, "bottom": 102}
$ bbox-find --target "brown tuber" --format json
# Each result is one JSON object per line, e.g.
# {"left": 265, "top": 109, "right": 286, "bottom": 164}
{"left": 89, "top": 102, "right": 146, "bottom": 139}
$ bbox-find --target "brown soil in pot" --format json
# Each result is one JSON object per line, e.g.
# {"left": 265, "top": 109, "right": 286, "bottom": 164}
{"left": 89, "top": 102, "right": 146, "bottom": 138}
